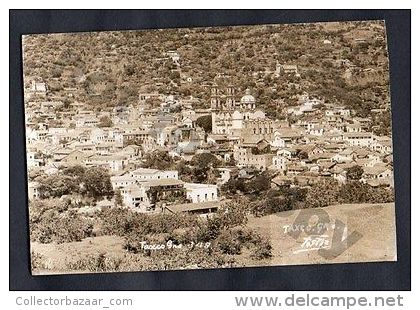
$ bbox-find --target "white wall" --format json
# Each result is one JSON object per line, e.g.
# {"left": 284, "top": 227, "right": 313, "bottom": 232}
{"left": 185, "top": 183, "right": 218, "bottom": 203}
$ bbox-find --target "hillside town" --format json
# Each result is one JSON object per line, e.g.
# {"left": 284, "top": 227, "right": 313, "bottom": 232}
{"left": 26, "top": 80, "right": 393, "bottom": 214}
{"left": 23, "top": 22, "right": 396, "bottom": 273}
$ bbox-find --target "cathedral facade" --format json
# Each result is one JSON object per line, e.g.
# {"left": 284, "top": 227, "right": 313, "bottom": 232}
{"left": 211, "top": 85, "right": 266, "bottom": 136}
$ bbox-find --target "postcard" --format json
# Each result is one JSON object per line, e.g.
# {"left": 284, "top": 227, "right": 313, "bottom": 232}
{"left": 23, "top": 21, "right": 396, "bottom": 275}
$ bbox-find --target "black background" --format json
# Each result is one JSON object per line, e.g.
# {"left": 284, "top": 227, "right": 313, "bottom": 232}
{"left": 9, "top": 10, "right": 411, "bottom": 291}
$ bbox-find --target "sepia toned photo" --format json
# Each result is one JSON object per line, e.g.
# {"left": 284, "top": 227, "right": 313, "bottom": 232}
{"left": 23, "top": 21, "right": 396, "bottom": 275}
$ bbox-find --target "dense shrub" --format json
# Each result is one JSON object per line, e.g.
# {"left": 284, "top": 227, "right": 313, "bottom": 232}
{"left": 217, "top": 229, "right": 242, "bottom": 255}
{"left": 66, "top": 253, "right": 124, "bottom": 272}
{"left": 36, "top": 166, "right": 113, "bottom": 200}
{"left": 65, "top": 247, "right": 237, "bottom": 273}
{"left": 29, "top": 199, "right": 94, "bottom": 244}
{"left": 248, "top": 178, "right": 394, "bottom": 216}
{"left": 250, "top": 235, "right": 273, "bottom": 260}
{"left": 98, "top": 199, "right": 271, "bottom": 262}
{"left": 304, "top": 179, "right": 340, "bottom": 209}
{"left": 99, "top": 207, "right": 199, "bottom": 237}
{"left": 141, "top": 150, "right": 175, "bottom": 170}
{"left": 250, "top": 187, "right": 306, "bottom": 216}
{"left": 216, "top": 227, "right": 273, "bottom": 259}
{"left": 338, "top": 181, "right": 394, "bottom": 204}
{"left": 215, "top": 198, "right": 249, "bottom": 227}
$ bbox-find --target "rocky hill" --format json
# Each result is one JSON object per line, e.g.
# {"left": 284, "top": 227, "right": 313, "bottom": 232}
{"left": 22, "top": 20, "right": 391, "bottom": 117}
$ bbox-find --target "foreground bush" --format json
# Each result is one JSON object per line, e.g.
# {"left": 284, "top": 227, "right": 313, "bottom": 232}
{"left": 65, "top": 247, "right": 239, "bottom": 272}
{"left": 99, "top": 207, "right": 199, "bottom": 236}
{"left": 66, "top": 253, "right": 124, "bottom": 272}
{"left": 98, "top": 199, "right": 272, "bottom": 262}
{"left": 217, "top": 229, "right": 242, "bottom": 255}
{"left": 217, "top": 227, "right": 273, "bottom": 259}
{"left": 250, "top": 235, "right": 273, "bottom": 260}
{"left": 249, "top": 179, "right": 395, "bottom": 216}
{"left": 29, "top": 199, "right": 93, "bottom": 244}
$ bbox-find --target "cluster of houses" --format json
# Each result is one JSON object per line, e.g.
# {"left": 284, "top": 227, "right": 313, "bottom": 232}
{"left": 25, "top": 77, "right": 393, "bottom": 215}
{"left": 209, "top": 85, "right": 393, "bottom": 189}
{"left": 25, "top": 85, "right": 224, "bottom": 214}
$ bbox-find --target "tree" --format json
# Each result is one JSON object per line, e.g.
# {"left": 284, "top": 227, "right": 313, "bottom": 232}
{"left": 338, "top": 181, "right": 394, "bottom": 204}
{"left": 61, "top": 165, "right": 86, "bottom": 179}
{"left": 145, "top": 97, "right": 161, "bottom": 108}
{"left": 346, "top": 165, "right": 364, "bottom": 181}
{"left": 221, "top": 177, "right": 246, "bottom": 196}
{"left": 217, "top": 198, "right": 249, "bottom": 228}
{"left": 190, "top": 153, "right": 221, "bottom": 183}
{"left": 51, "top": 67, "right": 63, "bottom": 78}
{"left": 196, "top": 115, "right": 212, "bottom": 133}
{"left": 304, "top": 179, "right": 339, "bottom": 209}
{"left": 82, "top": 167, "right": 114, "bottom": 200}
{"left": 192, "top": 167, "right": 209, "bottom": 183}
{"left": 176, "top": 160, "right": 193, "bottom": 181}
{"left": 245, "top": 174, "right": 271, "bottom": 194}
{"left": 191, "top": 153, "right": 220, "bottom": 169}
{"left": 37, "top": 174, "right": 78, "bottom": 198}
{"left": 338, "top": 181, "right": 368, "bottom": 203}
{"left": 277, "top": 186, "right": 308, "bottom": 211}
{"left": 98, "top": 116, "right": 113, "bottom": 128}
{"left": 142, "top": 150, "right": 175, "bottom": 170}
{"left": 29, "top": 199, "right": 93, "bottom": 244}
{"left": 169, "top": 70, "right": 180, "bottom": 82}
{"left": 250, "top": 192, "right": 291, "bottom": 216}
{"left": 217, "top": 229, "right": 242, "bottom": 255}
{"left": 123, "top": 64, "right": 136, "bottom": 76}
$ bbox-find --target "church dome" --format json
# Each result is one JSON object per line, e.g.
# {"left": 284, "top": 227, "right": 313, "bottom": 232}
{"left": 240, "top": 88, "right": 256, "bottom": 105}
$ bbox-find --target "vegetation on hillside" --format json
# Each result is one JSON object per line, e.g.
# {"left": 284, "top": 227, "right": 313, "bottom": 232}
{"left": 23, "top": 21, "right": 390, "bottom": 120}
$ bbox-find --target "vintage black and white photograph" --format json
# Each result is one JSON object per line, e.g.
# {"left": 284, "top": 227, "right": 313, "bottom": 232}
{"left": 23, "top": 21, "right": 396, "bottom": 275}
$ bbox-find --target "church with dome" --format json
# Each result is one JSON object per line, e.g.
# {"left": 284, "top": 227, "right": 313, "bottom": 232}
{"left": 211, "top": 85, "right": 267, "bottom": 136}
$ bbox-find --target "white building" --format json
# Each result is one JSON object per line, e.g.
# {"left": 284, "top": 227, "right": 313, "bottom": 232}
{"left": 29, "top": 80, "right": 47, "bottom": 94}
{"left": 27, "top": 149, "right": 44, "bottom": 168}
{"left": 120, "top": 184, "right": 150, "bottom": 211}
{"left": 90, "top": 128, "right": 109, "bottom": 144}
{"left": 28, "top": 181, "right": 40, "bottom": 200}
{"left": 110, "top": 174, "right": 137, "bottom": 189}
{"left": 84, "top": 154, "right": 127, "bottom": 172}
{"left": 343, "top": 132, "right": 374, "bottom": 147}
{"left": 372, "top": 136, "right": 393, "bottom": 154}
{"left": 233, "top": 146, "right": 274, "bottom": 170}
{"left": 75, "top": 115, "right": 99, "bottom": 128}
{"left": 184, "top": 183, "right": 218, "bottom": 203}
{"left": 130, "top": 168, "right": 178, "bottom": 182}
{"left": 272, "top": 152, "right": 288, "bottom": 171}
